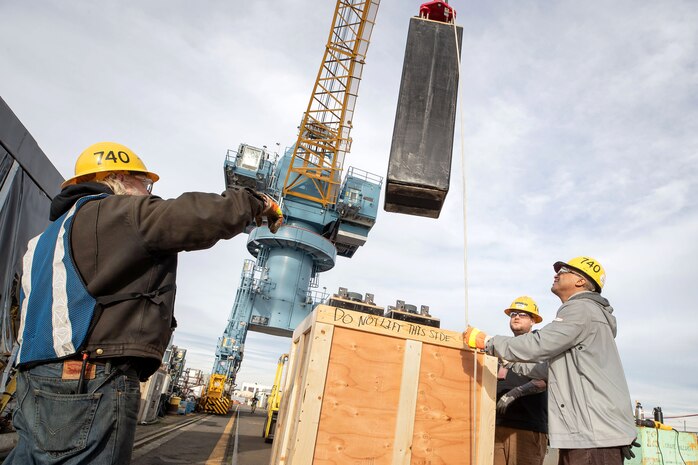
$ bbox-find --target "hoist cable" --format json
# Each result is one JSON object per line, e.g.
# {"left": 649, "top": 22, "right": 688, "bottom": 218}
{"left": 450, "top": 16, "right": 479, "bottom": 465}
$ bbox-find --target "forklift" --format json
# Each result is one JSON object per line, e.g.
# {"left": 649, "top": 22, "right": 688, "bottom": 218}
{"left": 263, "top": 354, "right": 289, "bottom": 443}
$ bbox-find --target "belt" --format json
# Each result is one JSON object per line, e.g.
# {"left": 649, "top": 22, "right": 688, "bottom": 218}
{"left": 64, "top": 357, "right": 139, "bottom": 393}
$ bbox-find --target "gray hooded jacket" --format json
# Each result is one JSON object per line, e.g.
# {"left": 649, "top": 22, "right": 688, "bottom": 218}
{"left": 486, "top": 291, "right": 636, "bottom": 449}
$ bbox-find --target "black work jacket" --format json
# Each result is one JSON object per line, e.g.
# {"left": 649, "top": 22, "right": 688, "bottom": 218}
{"left": 48, "top": 183, "right": 264, "bottom": 378}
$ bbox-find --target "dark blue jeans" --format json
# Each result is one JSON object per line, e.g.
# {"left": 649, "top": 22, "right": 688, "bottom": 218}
{"left": 5, "top": 361, "right": 141, "bottom": 464}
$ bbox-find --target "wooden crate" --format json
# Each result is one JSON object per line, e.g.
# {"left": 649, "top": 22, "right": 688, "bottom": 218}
{"left": 269, "top": 305, "right": 497, "bottom": 465}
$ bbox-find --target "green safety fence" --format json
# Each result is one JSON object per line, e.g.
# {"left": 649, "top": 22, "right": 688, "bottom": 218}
{"left": 626, "top": 426, "right": 698, "bottom": 465}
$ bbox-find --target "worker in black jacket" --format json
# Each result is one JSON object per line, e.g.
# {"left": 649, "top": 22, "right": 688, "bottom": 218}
{"left": 494, "top": 296, "right": 548, "bottom": 465}
{"left": 6, "top": 141, "right": 282, "bottom": 464}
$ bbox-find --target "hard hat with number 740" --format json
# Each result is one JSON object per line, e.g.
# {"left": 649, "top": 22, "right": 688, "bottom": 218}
{"left": 61, "top": 142, "right": 159, "bottom": 188}
{"left": 504, "top": 296, "right": 542, "bottom": 323}
{"left": 553, "top": 256, "right": 606, "bottom": 292}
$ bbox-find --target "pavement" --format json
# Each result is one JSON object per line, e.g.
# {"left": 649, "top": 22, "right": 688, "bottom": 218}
{"left": 132, "top": 412, "right": 235, "bottom": 465}
{"left": 231, "top": 406, "right": 274, "bottom": 465}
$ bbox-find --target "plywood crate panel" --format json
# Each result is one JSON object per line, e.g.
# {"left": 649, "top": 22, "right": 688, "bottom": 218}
{"left": 270, "top": 305, "right": 497, "bottom": 465}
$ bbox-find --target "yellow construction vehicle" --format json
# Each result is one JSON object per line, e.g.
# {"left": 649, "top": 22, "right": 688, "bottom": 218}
{"left": 201, "top": 373, "right": 231, "bottom": 415}
{"left": 263, "top": 354, "right": 289, "bottom": 443}
{"left": 0, "top": 375, "right": 16, "bottom": 414}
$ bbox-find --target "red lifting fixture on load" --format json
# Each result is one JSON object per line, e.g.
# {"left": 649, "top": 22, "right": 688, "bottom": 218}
{"left": 419, "top": 0, "right": 456, "bottom": 23}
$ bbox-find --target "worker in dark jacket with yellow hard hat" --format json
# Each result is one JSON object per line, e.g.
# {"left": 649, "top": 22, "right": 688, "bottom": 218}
{"left": 6, "top": 141, "right": 283, "bottom": 465}
{"left": 465, "top": 257, "right": 637, "bottom": 465}
{"left": 494, "top": 296, "right": 548, "bottom": 465}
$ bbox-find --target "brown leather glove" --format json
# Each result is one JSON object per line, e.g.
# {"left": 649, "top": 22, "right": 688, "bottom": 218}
{"left": 255, "top": 193, "right": 283, "bottom": 233}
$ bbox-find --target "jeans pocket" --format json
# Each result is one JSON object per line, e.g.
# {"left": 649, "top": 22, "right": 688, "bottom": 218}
{"left": 119, "top": 375, "right": 141, "bottom": 424}
{"left": 120, "top": 375, "right": 141, "bottom": 395}
{"left": 33, "top": 388, "right": 102, "bottom": 456}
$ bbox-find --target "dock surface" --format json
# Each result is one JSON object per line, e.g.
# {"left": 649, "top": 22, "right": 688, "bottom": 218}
{"left": 0, "top": 405, "right": 272, "bottom": 465}
{"left": 133, "top": 405, "right": 272, "bottom": 465}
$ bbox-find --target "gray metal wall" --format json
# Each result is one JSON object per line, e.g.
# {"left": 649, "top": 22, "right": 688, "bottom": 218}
{"left": 0, "top": 96, "right": 64, "bottom": 355}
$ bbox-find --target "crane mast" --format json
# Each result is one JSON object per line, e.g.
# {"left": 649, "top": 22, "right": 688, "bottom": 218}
{"left": 283, "top": 0, "right": 379, "bottom": 207}
{"left": 208, "top": 0, "right": 383, "bottom": 398}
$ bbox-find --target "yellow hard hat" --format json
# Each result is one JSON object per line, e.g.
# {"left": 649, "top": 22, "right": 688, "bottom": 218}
{"left": 504, "top": 296, "right": 542, "bottom": 323}
{"left": 61, "top": 142, "right": 159, "bottom": 188}
{"left": 553, "top": 256, "right": 606, "bottom": 292}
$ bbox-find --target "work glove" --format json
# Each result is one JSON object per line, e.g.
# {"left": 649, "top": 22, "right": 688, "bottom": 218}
{"left": 463, "top": 325, "right": 489, "bottom": 350}
{"left": 496, "top": 392, "right": 517, "bottom": 414}
{"left": 621, "top": 439, "right": 641, "bottom": 461}
{"left": 496, "top": 379, "right": 546, "bottom": 414}
{"left": 255, "top": 193, "right": 284, "bottom": 233}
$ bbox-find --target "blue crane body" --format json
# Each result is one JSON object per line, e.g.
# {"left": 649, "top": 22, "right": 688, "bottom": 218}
{"left": 211, "top": 144, "right": 382, "bottom": 383}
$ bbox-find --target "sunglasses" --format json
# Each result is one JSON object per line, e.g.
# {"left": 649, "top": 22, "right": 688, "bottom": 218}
{"left": 509, "top": 312, "right": 532, "bottom": 319}
{"left": 556, "top": 266, "right": 583, "bottom": 278}
{"left": 131, "top": 173, "right": 153, "bottom": 193}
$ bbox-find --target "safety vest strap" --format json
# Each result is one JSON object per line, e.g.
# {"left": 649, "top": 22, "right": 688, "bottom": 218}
{"left": 16, "top": 193, "right": 108, "bottom": 366}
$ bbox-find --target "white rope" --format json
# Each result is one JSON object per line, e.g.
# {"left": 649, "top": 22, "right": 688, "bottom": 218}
{"left": 450, "top": 16, "right": 479, "bottom": 465}
{"left": 449, "top": 17, "right": 469, "bottom": 326}
{"left": 472, "top": 350, "right": 479, "bottom": 463}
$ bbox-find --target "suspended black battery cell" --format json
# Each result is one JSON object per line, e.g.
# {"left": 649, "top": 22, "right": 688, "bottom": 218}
{"left": 385, "top": 16, "right": 463, "bottom": 219}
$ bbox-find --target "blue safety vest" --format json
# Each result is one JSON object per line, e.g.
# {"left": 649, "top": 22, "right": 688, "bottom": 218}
{"left": 16, "top": 194, "right": 108, "bottom": 366}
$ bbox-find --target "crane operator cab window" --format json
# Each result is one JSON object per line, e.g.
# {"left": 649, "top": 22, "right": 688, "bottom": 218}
{"left": 238, "top": 145, "right": 265, "bottom": 171}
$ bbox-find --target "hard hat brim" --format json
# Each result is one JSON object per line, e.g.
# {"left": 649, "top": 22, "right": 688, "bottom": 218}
{"left": 61, "top": 170, "right": 159, "bottom": 189}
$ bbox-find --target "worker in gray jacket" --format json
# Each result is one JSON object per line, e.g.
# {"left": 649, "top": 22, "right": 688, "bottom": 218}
{"left": 465, "top": 256, "right": 637, "bottom": 465}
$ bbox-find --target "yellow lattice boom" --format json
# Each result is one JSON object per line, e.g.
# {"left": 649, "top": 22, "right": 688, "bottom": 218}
{"left": 282, "top": 0, "right": 379, "bottom": 207}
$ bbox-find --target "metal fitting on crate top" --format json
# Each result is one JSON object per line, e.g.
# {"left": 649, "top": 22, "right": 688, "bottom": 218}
{"left": 325, "top": 287, "right": 441, "bottom": 328}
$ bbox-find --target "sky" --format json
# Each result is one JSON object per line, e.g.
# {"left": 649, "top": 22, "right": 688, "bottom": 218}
{"left": 2, "top": 0, "right": 697, "bottom": 430}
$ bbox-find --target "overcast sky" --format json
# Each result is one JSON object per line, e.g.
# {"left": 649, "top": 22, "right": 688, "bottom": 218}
{"left": 2, "top": 1, "right": 696, "bottom": 430}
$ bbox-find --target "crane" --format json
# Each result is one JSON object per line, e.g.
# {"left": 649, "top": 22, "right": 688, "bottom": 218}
{"left": 205, "top": 0, "right": 383, "bottom": 410}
